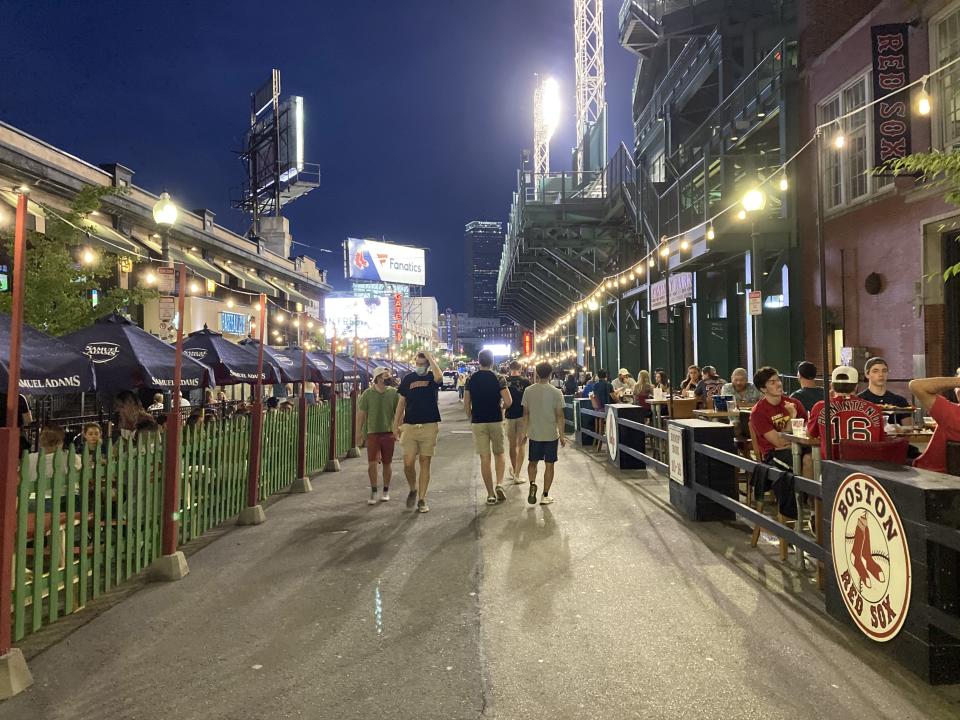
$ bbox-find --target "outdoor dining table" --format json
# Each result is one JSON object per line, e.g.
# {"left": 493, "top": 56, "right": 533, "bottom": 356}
{"left": 777, "top": 431, "right": 821, "bottom": 574}
{"left": 692, "top": 408, "right": 740, "bottom": 422}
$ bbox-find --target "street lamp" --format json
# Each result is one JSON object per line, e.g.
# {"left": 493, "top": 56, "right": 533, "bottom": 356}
{"left": 153, "top": 192, "right": 178, "bottom": 226}
{"left": 741, "top": 187, "right": 767, "bottom": 374}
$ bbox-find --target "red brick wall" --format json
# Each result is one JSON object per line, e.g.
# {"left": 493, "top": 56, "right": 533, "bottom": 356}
{"left": 800, "top": 0, "right": 883, "bottom": 65}
{"left": 797, "top": 0, "right": 956, "bottom": 381}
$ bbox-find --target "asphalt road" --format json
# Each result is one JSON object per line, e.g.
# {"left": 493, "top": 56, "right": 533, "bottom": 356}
{"left": 4, "top": 391, "right": 958, "bottom": 719}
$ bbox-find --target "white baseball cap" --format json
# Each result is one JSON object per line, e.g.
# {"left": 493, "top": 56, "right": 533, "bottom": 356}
{"left": 618, "top": 368, "right": 630, "bottom": 376}
{"left": 373, "top": 366, "right": 392, "bottom": 381}
{"left": 831, "top": 365, "right": 859, "bottom": 384}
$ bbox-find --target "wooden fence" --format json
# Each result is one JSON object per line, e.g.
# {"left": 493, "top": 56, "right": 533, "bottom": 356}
{"left": 8, "top": 397, "right": 355, "bottom": 643}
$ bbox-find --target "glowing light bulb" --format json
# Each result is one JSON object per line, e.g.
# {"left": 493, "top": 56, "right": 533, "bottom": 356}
{"left": 144, "top": 271, "right": 157, "bottom": 285}
{"left": 833, "top": 132, "right": 846, "bottom": 149}
{"left": 737, "top": 209, "right": 747, "bottom": 221}
{"left": 706, "top": 226, "right": 715, "bottom": 241}
{"left": 189, "top": 281, "right": 200, "bottom": 294}
{"left": 659, "top": 245, "right": 669, "bottom": 258}
{"left": 779, "top": 176, "right": 789, "bottom": 192}
{"left": 918, "top": 90, "right": 931, "bottom": 116}
{"left": 81, "top": 248, "right": 95, "bottom": 265}
{"left": 679, "top": 239, "right": 689, "bottom": 251}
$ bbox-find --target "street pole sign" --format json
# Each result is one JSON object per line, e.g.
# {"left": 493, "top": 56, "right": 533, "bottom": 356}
{"left": 157, "top": 266, "right": 175, "bottom": 294}
{"left": 748, "top": 291, "right": 763, "bottom": 316}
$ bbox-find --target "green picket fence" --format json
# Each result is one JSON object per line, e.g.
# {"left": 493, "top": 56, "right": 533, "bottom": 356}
{"left": 335, "top": 396, "right": 353, "bottom": 457}
{"left": 178, "top": 416, "right": 251, "bottom": 545}
{"left": 9, "top": 403, "right": 353, "bottom": 642}
{"left": 11, "top": 435, "right": 165, "bottom": 642}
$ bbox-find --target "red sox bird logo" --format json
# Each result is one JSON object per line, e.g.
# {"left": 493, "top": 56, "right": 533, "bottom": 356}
{"left": 831, "top": 472, "right": 910, "bottom": 642}
{"left": 353, "top": 250, "right": 369, "bottom": 270}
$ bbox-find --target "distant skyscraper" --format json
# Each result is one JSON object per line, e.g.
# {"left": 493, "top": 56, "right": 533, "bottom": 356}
{"left": 464, "top": 221, "right": 503, "bottom": 318}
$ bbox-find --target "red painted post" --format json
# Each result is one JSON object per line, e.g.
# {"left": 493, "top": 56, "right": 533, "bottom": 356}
{"left": 160, "top": 262, "right": 187, "bottom": 557}
{"left": 351, "top": 340, "right": 358, "bottom": 448}
{"left": 296, "top": 313, "right": 307, "bottom": 482}
{"left": 246, "top": 294, "right": 267, "bottom": 509}
{"left": 0, "top": 193, "right": 28, "bottom": 658}
{"left": 325, "top": 329, "right": 340, "bottom": 471}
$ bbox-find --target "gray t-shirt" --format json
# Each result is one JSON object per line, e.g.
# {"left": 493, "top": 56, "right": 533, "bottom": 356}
{"left": 521, "top": 382, "right": 565, "bottom": 441}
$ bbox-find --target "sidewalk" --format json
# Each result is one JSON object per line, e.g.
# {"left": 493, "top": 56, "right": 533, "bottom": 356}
{"left": 3, "top": 393, "right": 958, "bottom": 719}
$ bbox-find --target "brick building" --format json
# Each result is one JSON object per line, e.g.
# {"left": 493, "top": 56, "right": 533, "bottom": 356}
{"left": 798, "top": 0, "right": 960, "bottom": 385}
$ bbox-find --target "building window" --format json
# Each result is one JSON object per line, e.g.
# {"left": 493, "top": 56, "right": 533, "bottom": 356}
{"left": 817, "top": 73, "right": 890, "bottom": 211}
{"left": 649, "top": 151, "right": 665, "bottom": 183}
{"left": 934, "top": 4, "right": 960, "bottom": 150}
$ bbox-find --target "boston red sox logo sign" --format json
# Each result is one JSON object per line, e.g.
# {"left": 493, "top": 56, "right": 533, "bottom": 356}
{"left": 830, "top": 472, "right": 911, "bottom": 641}
{"left": 606, "top": 406, "right": 618, "bottom": 462}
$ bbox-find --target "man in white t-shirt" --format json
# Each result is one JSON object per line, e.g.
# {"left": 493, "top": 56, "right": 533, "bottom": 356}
{"left": 521, "top": 361, "right": 567, "bottom": 505}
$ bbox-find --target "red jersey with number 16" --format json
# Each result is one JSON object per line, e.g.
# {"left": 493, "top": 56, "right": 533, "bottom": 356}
{"left": 807, "top": 395, "right": 883, "bottom": 460}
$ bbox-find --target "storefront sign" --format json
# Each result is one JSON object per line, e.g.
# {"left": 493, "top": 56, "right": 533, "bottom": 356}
{"left": 219, "top": 310, "right": 247, "bottom": 335}
{"left": 831, "top": 472, "right": 911, "bottom": 641}
{"left": 668, "top": 423, "right": 684, "bottom": 484}
{"left": 523, "top": 331, "right": 532, "bottom": 355}
{"left": 650, "top": 272, "right": 693, "bottom": 311}
{"left": 748, "top": 291, "right": 763, "bottom": 316}
{"left": 393, "top": 292, "right": 403, "bottom": 343}
{"left": 871, "top": 24, "right": 911, "bottom": 167}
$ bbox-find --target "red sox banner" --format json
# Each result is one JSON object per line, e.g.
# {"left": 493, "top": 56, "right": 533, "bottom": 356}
{"left": 830, "top": 472, "right": 911, "bottom": 641}
{"left": 871, "top": 24, "right": 911, "bottom": 169}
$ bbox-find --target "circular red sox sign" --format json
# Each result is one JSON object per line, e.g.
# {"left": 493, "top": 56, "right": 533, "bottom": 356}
{"left": 830, "top": 472, "right": 911, "bottom": 641}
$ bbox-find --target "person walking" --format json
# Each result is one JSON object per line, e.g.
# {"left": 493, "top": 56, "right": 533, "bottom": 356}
{"left": 504, "top": 360, "right": 531, "bottom": 484}
{"left": 392, "top": 351, "right": 443, "bottom": 513}
{"left": 523, "top": 361, "right": 567, "bottom": 505}
{"left": 464, "top": 349, "right": 513, "bottom": 505}
{"left": 357, "top": 366, "right": 400, "bottom": 505}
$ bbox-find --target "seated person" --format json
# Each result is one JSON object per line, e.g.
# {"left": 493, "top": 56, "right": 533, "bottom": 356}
{"left": 749, "top": 366, "right": 811, "bottom": 476}
{"left": 563, "top": 372, "right": 579, "bottom": 396}
{"left": 590, "top": 369, "right": 619, "bottom": 409}
{"left": 858, "top": 356, "right": 912, "bottom": 425}
{"left": 146, "top": 392, "right": 165, "bottom": 412}
{"left": 694, "top": 365, "right": 726, "bottom": 408}
{"left": 721, "top": 368, "right": 762, "bottom": 406}
{"left": 581, "top": 373, "right": 595, "bottom": 399}
{"left": 679, "top": 365, "right": 701, "bottom": 393}
{"left": 632, "top": 370, "right": 654, "bottom": 421}
{"left": 612, "top": 368, "right": 636, "bottom": 395}
{"left": 909, "top": 375, "right": 960, "bottom": 474}
{"left": 807, "top": 366, "right": 884, "bottom": 461}
{"left": 790, "top": 361, "right": 823, "bottom": 413}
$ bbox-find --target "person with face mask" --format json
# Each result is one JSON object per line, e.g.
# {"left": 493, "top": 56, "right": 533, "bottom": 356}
{"left": 392, "top": 351, "right": 443, "bottom": 513}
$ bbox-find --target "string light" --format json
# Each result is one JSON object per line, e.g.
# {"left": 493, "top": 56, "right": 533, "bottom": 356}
{"left": 832, "top": 121, "right": 846, "bottom": 149}
{"left": 679, "top": 239, "right": 689, "bottom": 251}
{"left": 659, "top": 245, "right": 669, "bottom": 258}
{"left": 737, "top": 209, "right": 747, "bottom": 221}
{"left": 189, "top": 281, "right": 200, "bottom": 294}
{"left": 917, "top": 76, "right": 931, "bottom": 116}
{"left": 779, "top": 175, "right": 789, "bottom": 192}
{"left": 144, "top": 271, "right": 157, "bottom": 285}
{"left": 81, "top": 248, "right": 95, "bottom": 265}
{"left": 706, "top": 225, "right": 715, "bottom": 241}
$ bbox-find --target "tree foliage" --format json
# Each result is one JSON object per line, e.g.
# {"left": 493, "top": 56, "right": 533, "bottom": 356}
{"left": 885, "top": 151, "right": 960, "bottom": 280}
{"left": 0, "top": 185, "right": 157, "bottom": 335}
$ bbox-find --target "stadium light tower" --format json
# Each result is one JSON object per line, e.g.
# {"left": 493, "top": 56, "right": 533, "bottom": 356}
{"left": 574, "top": 0, "right": 606, "bottom": 174}
{"left": 533, "top": 75, "right": 561, "bottom": 177}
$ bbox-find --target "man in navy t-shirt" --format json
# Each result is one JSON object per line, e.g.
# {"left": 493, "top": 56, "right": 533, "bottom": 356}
{"left": 393, "top": 351, "right": 442, "bottom": 513}
{"left": 465, "top": 350, "right": 513, "bottom": 504}
{"left": 858, "top": 356, "right": 912, "bottom": 425}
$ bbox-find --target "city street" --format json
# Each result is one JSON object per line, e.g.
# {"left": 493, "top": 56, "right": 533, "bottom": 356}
{"left": 4, "top": 392, "right": 957, "bottom": 719}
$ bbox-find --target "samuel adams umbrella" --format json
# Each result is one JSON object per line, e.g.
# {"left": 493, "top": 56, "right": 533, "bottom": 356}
{"left": 0, "top": 314, "right": 96, "bottom": 394}
{"left": 276, "top": 347, "right": 344, "bottom": 384}
{"left": 184, "top": 326, "right": 281, "bottom": 385}
{"left": 238, "top": 337, "right": 299, "bottom": 383}
{"left": 61, "top": 313, "right": 211, "bottom": 393}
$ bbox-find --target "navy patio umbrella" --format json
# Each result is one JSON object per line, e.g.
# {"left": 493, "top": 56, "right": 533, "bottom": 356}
{"left": 238, "top": 337, "right": 299, "bottom": 384}
{"left": 184, "top": 327, "right": 281, "bottom": 385}
{"left": 0, "top": 314, "right": 96, "bottom": 394}
{"left": 61, "top": 313, "right": 212, "bottom": 393}
{"left": 274, "top": 346, "right": 343, "bottom": 384}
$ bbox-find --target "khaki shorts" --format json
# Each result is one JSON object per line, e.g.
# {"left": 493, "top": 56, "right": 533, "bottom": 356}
{"left": 505, "top": 417, "right": 525, "bottom": 440}
{"left": 472, "top": 421, "right": 505, "bottom": 455}
{"left": 399, "top": 423, "right": 440, "bottom": 457}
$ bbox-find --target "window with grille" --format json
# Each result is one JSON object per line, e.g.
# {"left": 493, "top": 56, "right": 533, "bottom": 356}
{"left": 934, "top": 5, "right": 960, "bottom": 149}
{"left": 817, "top": 73, "right": 891, "bottom": 211}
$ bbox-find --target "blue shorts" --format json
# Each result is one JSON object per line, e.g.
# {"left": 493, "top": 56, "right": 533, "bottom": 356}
{"left": 528, "top": 439, "right": 558, "bottom": 463}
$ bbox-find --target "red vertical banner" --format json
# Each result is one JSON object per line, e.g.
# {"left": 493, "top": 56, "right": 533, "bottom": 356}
{"left": 523, "top": 331, "right": 532, "bottom": 356}
{"left": 393, "top": 292, "right": 403, "bottom": 343}
{"left": 871, "top": 24, "right": 911, "bottom": 168}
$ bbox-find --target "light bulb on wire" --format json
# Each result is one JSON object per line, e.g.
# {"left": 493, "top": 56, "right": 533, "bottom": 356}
{"left": 779, "top": 176, "right": 789, "bottom": 192}
{"left": 706, "top": 225, "right": 715, "bottom": 241}
{"left": 917, "top": 77, "right": 931, "bottom": 116}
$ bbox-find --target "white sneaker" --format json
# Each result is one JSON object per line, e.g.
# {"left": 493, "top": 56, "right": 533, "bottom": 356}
{"left": 540, "top": 495, "right": 554, "bottom": 505}
{"left": 381, "top": 491, "right": 390, "bottom": 502}
{"left": 367, "top": 492, "right": 378, "bottom": 505}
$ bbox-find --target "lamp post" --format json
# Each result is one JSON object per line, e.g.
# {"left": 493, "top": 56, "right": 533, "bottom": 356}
{"left": 0, "top": 190, "right": 33, "bottom": 696}
{"left": 152, "top": 192, "right": 192, "bottom": 578}
{"left": 240, "top": 293, "right": 269, "bottom": 523}
{"left": 741, "top": 187, "right": 767, "bottom": 375}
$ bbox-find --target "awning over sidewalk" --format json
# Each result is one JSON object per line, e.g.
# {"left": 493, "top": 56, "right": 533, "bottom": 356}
{"left": 265, "top": 277, "right": 315, "bottom": 307}
{"left": 213, "top": 261, "right": 279, "bottom": 297}
{"left": 167, "top": 246, "right": 226, "bottom": 284}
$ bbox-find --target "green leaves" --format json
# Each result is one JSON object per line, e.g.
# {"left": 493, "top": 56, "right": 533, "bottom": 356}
{"left": 0, "top": 184, "right": 156, "bottom": 335}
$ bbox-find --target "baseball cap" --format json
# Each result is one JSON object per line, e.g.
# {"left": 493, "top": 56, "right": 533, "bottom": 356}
{"left": 797, "top": 361, "right": 817, "bottom": 380}
{"left": 373, "top": 366, "right": 392, "bottom": 381}
{"left": 618, "top": 368, "right": 630, "bottom": 376}
{"left": 831, "top": 365, "right": 859, "bottom": 384}
{"left": 864, "top": 356, "right": 887, "bottom": 375}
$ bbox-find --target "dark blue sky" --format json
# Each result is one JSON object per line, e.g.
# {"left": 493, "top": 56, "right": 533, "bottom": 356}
{"left": 1, "top": 0, "right": 635, "bottom": 311}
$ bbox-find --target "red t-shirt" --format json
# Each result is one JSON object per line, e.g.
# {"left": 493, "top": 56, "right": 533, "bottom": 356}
{"left": 913, "top": 395, "right": 960, "bottom": 473}
{"left": 807, "top": 395, "right": 884, "bottom": 460}
{"left": 750, "top": 396, "right": 808, "bottom": 458}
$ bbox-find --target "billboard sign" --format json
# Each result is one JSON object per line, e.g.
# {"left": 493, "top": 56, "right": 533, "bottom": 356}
{"left": 347, "top": 238, "right": 425, "bottom": 286}
{"left": 324, "top": 296, "right": 390, "bottom": 339}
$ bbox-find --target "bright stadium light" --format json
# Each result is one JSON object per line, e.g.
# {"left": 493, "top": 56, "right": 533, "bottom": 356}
{"left": 542, "top": 77, "right": 561, "bottom": 139}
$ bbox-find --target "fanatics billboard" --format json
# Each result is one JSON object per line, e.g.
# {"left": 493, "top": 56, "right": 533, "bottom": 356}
{"left": 346, "top": 238, "right": 425, "bottom": 286}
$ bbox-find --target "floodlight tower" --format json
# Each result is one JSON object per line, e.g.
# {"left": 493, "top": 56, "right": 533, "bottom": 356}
{"left": 533, "top": 75, "right": 561, "bottom": 177}
{"left": 574, "top": 0, "right": 606, "bottom": 174}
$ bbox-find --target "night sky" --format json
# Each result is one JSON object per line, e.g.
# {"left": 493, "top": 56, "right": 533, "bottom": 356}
{"left": 1, "top": 0, "right": 634, "bottom": 311}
